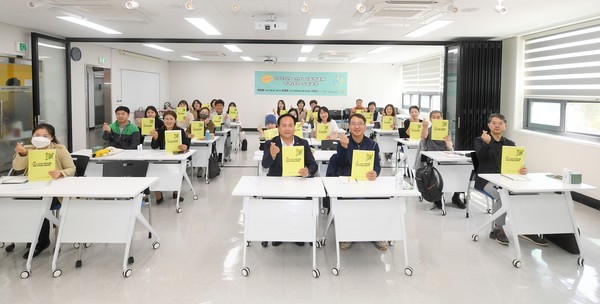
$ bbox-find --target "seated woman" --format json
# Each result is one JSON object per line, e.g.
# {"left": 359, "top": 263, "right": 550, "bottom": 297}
{"left": 175, "top": 100, "right": 194, "bottom": 130}
{"left": 138, "top": 105, "right": 165, "bottom": 144}
{"left": 272, "top": 99, "right": 286, "bottom": 117}
{"left": 186, "top": 107, "right": 215, "bottom": 139}
{"left": 12, "top": 123, "right": 76, "bottom": 259}
{"left": 191, "top": 99, "right": 202, "bottom": 120}
{"left": 227, "top": 102, "right": 240, "bottom": 123}
{"left": 150, "top": 110, "right": 191, "bottom": 203}
{"left": 382, "top": 104, "right": 400, "bottom": 161}
{"left": 311, "top": 106, "right": 339, "bottom": 140}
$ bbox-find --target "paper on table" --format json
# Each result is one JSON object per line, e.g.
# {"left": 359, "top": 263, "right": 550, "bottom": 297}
{"left": 339, "top": 176, "right": 358, "bottom": 184}
{"left": 501, "top": 174, "right": 529, "bottom": 181}
{"left": 0, "top": 176, "right": 28, "bottom": 184}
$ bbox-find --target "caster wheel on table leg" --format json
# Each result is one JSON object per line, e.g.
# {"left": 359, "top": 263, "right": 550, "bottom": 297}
{"left": 75, "top": 260, "right": 82, "bottom": 268}
{"left": 388, "top": 241, "right": 395, "bottom": 246}
{"left": 246, "top": 241, "right": 251, "bottom": 247}
{"left": 84, "top": 243, "right": 91, "bottom": 248}
{"left": 320, "top": 208, "right": 325, "bottom": 214}
{"left": 73, "top": 243, "right": 80, "bottom": 249}
{"left": 471, "top": 234, "right": 479, "bottom": 242}
{"left": 312, "top": 268, "right": 320, "bottom": 278}
{"left": 487, "top": 209, "right": 492, "bottom": 214}
{"left": 512, "top": 259, "right": 522, "bottom": 268}
{"left": 152, "top": 241, "right": 160, "bottom": 250}
{"left": 20, "top": 270, "right": 31, "bottom": 279}
{"left": 123, "top": 269, "right": 132, "bottom": 278}
{"left": 466, "top": 213, "right": 469, "bottom": 218}
{"left": 0, "top": 242, "right": 3, "bottom": 248}
{"left": 261, "top": 241, "right": 268, "bottom": 247}
{"left": 441, "top": 210, "right": 447, "bottom": 216}
{"left": 5, "top": 243, "right": 15, "bottom": 252}
{"left": 315, "top": 241, "right": 322, "bottom": 248}
{"left": 128, "top": 256, "right": 134, "bottom": 265}
{"left": 418, "top": 196, "right": 423, "bottom": 202}
{"left": 331, "top": 267, "right": 339, "bottom": 276}
{"left": 176, "top": 207, "right": 182, "bottom": 213}
{"left": 52, "top": 269, "right": 62, "bottom": 278}
{"left": 404, "top": 266, "right": 413, "bottom": 276}
{"left": 241, "top": 267, "right": 250, "bottom": 277}
{"left": 577, "top": 258, "right": 584, "bottom": 266}
{"left": 193, "top": 195, "right": 198, "bottom": 200}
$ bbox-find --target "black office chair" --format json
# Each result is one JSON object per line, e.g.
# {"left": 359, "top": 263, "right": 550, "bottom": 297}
{"left": 73, "top": 160, "right": 150, "bottom": 269}
{"left": 465, "top": 152, "right": 493, "bottom": 218}
{"left": 329, "top": 109, "right": 342, "bottom": 121}
{"left": 71, "top": 155, "right": 90, "bottom": 177}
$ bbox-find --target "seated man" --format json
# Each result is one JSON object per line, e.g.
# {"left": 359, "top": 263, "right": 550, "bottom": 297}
{"left": 102, "top": 106, "right": 140, "bottom": 149}
{"left": 474, "top": 113, "right": 547, "bottom": 247}
{"left": 421, "top": 110, "right": 466, "bottom": 209}
{"left": 261, "top": 113, "right": 318, "bottom": 247}
{"left": 332, "top": 113, "right": 386, "bottom": 251}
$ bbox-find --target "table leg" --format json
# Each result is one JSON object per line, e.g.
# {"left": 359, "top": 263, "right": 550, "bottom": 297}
{"left": 52, "top": 197, "right": 70, "bottom": 275}
{"left": 181, "top": 160, "right": 197, "bottom": 198}
{"left": 564, "top": 192, "right": 585, "bottom": 264}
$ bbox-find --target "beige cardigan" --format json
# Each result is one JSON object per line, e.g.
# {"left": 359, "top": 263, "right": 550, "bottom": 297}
{"left": 12, "top": 142, "right": 76, "bottom": 178}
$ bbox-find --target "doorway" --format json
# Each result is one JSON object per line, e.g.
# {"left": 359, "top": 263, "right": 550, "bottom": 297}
{"left": 86, "top": 66, "right": 111, "bottom": 148}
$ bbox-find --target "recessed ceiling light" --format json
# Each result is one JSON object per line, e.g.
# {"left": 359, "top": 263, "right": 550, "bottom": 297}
{"left": 297, "top": 57, "right": 308, "bottom": 62}
{"left": 368, "top": 46, "right": 392, "bottom": 54}
{"left": 185, "top": 18, "right": 222, "bottom": 36}
{"left": 143, "top": 44, "right": 174, "bottom": 52}
{"left": 240, "top": 56, "right": 253, "bottom": 61}
{"left": 184, "top": 1, "right": 195, "bottom": 10}
{"left": 404, "top": 20, "right": 454, "bottom": 38}
{"left": 223, "top": 44, "right": 243, "bottom": 53}
{"left": 124, "top": 0, "right": 140, "bottom": 10}
{"left": 306, "top": 19, "right": 330, "bottom": 36}
{"left": 300, "top": 45, "right": 314, "bottom": 53}
{"left": 38, "top": 42, "right": 65, "bottom": 50}
{"left": 232, "top": 2, "right": 240, "bottom": 12}
{"left": 182, "top": 55, "right": 200, "bottom": 61}
{"left": 301, "top": 0, "right": 309, "bottom": 13}
{"left": 57, "top": 16, "right": 121, "bottom": 34}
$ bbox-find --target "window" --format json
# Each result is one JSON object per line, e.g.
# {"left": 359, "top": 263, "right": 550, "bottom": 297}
{"left": 523, "top": 20, "right": 600, "bottom": 140}
{"left": 401, "top": 55, "right": 444, "bottom": 111}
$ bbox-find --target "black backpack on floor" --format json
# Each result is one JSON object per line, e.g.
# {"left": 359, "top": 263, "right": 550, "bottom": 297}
{"left": 415, "top": 163, "right": 444, "bottom": 202}
{"left": 241, "top": 139, "right": 248, "bottom": 151}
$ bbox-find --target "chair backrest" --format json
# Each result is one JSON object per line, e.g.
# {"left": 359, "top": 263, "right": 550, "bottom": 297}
{"left": 321, "top": 140, "right": 339, "bottom": 151}
{"left": 326, "top": 153, "right": 339, "bottom": 177}
{"left": 398, "top": 128, "right": 407, "bottom": 139}
{"left": 342, "top": 108, "right": 352, "bottom": 120}
{"left": 329, "top": 109, "right": 342, "bottom": 121}
{"left": 71, "top": 155, "right": 90, "bottom": 177}
{"left": 102, "top": 160, "right": 149, "bottom": 177}
{"left": 469, "top": 152, "right": 480, "bottom": 172}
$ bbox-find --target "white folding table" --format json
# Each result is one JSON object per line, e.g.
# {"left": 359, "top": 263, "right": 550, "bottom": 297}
{"left": 394, "top": 138, "right": 420, "bottom": 179}
{"left": 320, "top": 177, "right": 420, "bottom": 276}
{"left": 230, "top": 122, "right": 243, "bottom": 152}
{"left": 215, "top": 128, "right": 231, "bottom": 165}
{"left": 231, "top": 176, "right": 326, "bottom": 278}
{"left": 190, "top": 136, "right": 219, "bottom": 184}
{"left": 74, "top": 149, "right": 197, "bottom": 213}
{"left": 473, "top": 173, "right": 596, "bottom": 268}
{"left": 372, "top": 128, "right": 398, "bottom": 166}
{"left": 420, "top": 150, "right": 473, "bottom": 216}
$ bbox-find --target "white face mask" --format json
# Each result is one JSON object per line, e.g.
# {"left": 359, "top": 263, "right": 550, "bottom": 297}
{"left": 31, "top": 136, "right": 51, "bottom": 148}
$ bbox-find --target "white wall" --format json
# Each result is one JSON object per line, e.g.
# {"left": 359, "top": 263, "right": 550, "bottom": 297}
{"left": 501, "top": 37, "right": 600, "bottom": 200}
{"left": 0, "top": 22, "right": 31, "bottom": 58}
{"left": 70, "top": 43, "right": 170, "bottom": 151}
{"left": 169, "top": 62, "right": 402, "bottom": 128}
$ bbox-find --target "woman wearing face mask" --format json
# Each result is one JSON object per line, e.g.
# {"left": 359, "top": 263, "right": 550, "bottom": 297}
{"left": 186, "top": 107, "right": 215, "bottom": 139}
{"left": 151, "top": 111, "right": 191, "bottom": 204}
{"left": 12, "top": 123, "right": 76, "bottom": 259}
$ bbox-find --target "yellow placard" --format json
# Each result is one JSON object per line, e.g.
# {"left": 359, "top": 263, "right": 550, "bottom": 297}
{"left": 191, "top": 121, "right": 204, "bottom": 138}
{"left": 294, "top": 122, "right": 303, "bottom": 138}
{"left": 382, "top": 116, "right": 394, "bottom": 130}
{"left": 409, "top": 122, "right": 422, "bottom": 141}
{"left": 351, "top": 150, "right": 374, "bottom": 181}
{"left": 316, "top": 123, "right": 329, "bottom": 140}
{"left": 312, "top": 112, "right": 318, "bottom": 121}
{"left": 279, "top": 109, "right": 288, "bottom": 116}
{"left": 165, "top": 130, "right": 182, "bottom": 153}
{"left": 28, "top": 149, "right": 56, "bottom": 182}
{"left": 176, "top": 107, "right": 187, "bottom": 122}
{"left": 364, "top": 113, "right": 374, "bottom": 125}
{"left": 501, "top": 146, "right": 525, "bottom": 174}
{"left": 282, "top": 146, "right": 304, "bottom": 177}
{"left": 141, "top": 118, "right": 155, "bottom": 135}
{"left": 212, "top": 115, "right": 223, "bottom": 127}
{"left": 431, "top": 119, "right": 449, "bottom": 141}
{"left": 356, "top": 109, "right": 364, "bottom": 114}
{"left": 229, "top": 107, "right": 238, "bottom": 120}
{"left": 264, "top": 128, "right": 279, "bottom": 140}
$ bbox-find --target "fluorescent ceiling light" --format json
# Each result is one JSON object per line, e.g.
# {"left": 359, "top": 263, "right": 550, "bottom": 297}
{"left": 297, "top": 57, "right": 308, "bottom": 62}
{"left": 143, "top": 44, "right": 174, "bottom": 52}
{"left": 57, "top": 16, "right": 121, "bottom": 35}
{"left": 300, "top": 45, "right": 314, "bottom": 53}
{"left": 223, "top": 44, "right": 242, "bottom": 53}
{"left": 350, "top": 58, "right": 364, "bottom": 63}
{"left": 38, "top": 42, "right": 65, "bottom": 50}
{"left": 306, "top": 19, "right": 330, "bottom": 36}
{"left": 240, "top": 56, "right": 253, "bottom": 61}
{"left": 404, "top": 20, "right": 454, "bottom": 38}
{"left": 182, "top": 55, "right": 200, "bottom": 61}
{"left": 185, "top": 18, "right": 221, "bottom": 36}
{"left": 368, "top": 46, "right": 392, "bottom": 54}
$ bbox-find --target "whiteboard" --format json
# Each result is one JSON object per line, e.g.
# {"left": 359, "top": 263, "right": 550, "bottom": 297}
{"left": 121, "top": 69, "right": 160, "bottom": 117}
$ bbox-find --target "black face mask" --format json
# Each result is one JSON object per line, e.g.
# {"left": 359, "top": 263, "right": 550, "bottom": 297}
{"left": 199, "top": 114, "right": 209, "bottom": 120}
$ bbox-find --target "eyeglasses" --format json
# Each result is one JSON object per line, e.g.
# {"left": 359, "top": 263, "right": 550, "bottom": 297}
{"left": 350, "top": 122, "right": 365, "bottom": 127}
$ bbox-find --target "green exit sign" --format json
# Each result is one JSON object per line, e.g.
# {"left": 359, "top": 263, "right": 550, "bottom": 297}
{"left": 99, "top": 56, "right": 107, "bottom": 64}
{"left": 16, "top": 42, "right": 28, "bottom": 52}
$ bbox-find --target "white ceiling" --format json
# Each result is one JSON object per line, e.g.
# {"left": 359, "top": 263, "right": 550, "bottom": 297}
{"left": 1, "top": 0, "right": 600, "bottom": 64}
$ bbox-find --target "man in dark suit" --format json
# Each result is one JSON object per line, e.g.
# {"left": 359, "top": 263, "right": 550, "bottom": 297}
{"left": 260, "top": 114, "right": 318, "bottom": 248}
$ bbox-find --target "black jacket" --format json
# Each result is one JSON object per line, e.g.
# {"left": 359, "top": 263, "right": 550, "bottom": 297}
{"left": 474, "top": 135, "right": 515, "bottom": 190}
{"left": 261, "top": 135, "right": 318, "bottom": 177}
{"left": 150, "top": 126, "right": 191, "bottom": 150}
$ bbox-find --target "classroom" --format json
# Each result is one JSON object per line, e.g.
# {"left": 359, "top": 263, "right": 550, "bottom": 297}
{"left": 1, "top": 1, "right": 600, "bottom": 303}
